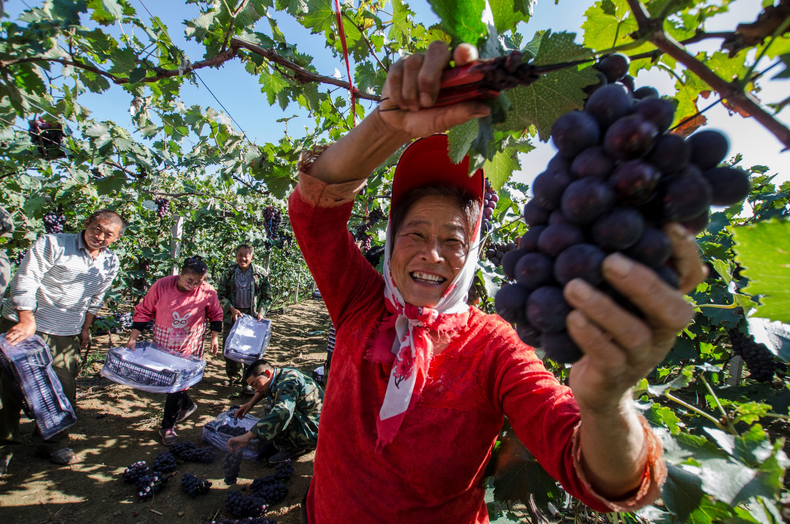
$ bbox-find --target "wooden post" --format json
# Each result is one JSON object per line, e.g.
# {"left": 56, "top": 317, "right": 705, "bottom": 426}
{"left": 170, "top": 215, "right": 184, "bottom": 275}
{"left": 727, "top": 356, "right": 743, "bottom": 386}
{"left": 295, "top": 281, "right": 300, "bottom": 304}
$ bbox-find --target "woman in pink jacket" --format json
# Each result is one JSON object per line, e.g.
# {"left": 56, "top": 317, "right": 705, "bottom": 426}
{"left": 125, "top": 257, "right": 223, "bottom": 445}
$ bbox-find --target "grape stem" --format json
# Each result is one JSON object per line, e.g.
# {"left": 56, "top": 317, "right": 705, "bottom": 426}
{"left": 664, "top": 391, "right": 736, "bottom": 435}
{"left": 699, "top": 375, "right": 739, "bottom": 436}
{"left": 625, "top": 0, "right": 790, "bottom": 150}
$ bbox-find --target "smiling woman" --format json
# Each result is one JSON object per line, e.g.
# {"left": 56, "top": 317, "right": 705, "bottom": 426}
{"left": 287, "top": 40, "right": 707, "bottom": 524}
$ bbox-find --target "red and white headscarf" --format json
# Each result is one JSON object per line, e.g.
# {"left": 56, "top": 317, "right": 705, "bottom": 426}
{"left": 369, "top": 202, "right": 483, "bottom": 450}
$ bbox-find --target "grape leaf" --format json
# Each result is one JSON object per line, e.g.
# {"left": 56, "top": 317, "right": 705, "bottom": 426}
{"left": 732, "top": 219, "right": 790, "bottom": 323}
{"left": 581, "top": 0, "right": 655, "bottom": 56}
{"left": 484, "top": 147, "right": 521, "bottom": 191}
{"left": 447, "top": 119, "right": 478, "bottom": 164}
{"left": 499, "top": 31, "right": 598, "bottom": 141}
{"left": 301, "top": 0, "right": 335, "bottom": 34}
{"left": 428, "top": 0, "right": 486, "bottom": 44}
{"left": 662, "top": 465, "right": 705, "bottom": 523}
{"left": 487, "top": 0, "right": 533, "bottom": 35}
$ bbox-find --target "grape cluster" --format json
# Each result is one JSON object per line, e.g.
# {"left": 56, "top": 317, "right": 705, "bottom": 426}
{"left": 223, "top": 450, "right": 244, "bottom": 485}
{"left": 496, "top": 64, "right": 750, "bottom": 363}
{"left": 485, "top": 242, "right": 518, "bottom": 268}
{"left": 481, "top": 180, "right": 497, "bottom": 235}
{"left": 181, "top": 472, "right": 212, "bottom": 498}
{"left": 181, "top": 447, "right": 217, "bottom": 463}
{"left": 274, "top": 459, "right": 294, "bottom": 481}
{"left": 251, "top": 476, "right": 288, "bottom": 504}
{"left": 10, "top": 251, "right": 26, "bottom": 266}
{"left": 263, "top": 206, "right": 282, "bottom": 240}
{"left": 225, "top": 490, "right": 268, "bottom": 518}
{"left": 353, "top": 223, "right": 372, "bottom": 252}
{"left": 155, "top": 197, "right": 170, "bottom": 218}
{"left": 43, "top": 212, "right": 67, "bottom": 234}
{"left": 123, "top": 461, "right": 149, "bottom": 483}
{"left": 136, "top": 471, "right": 168, "bottom": 500}
{"left": 169, "top": 440, "right": 196, "bottom": 456}
{"left": 28, "top": 118, "right": 64, "bottom": 157}
{"left": 152, "top": 451, "right": 178, "bottom": 474}
{"left": 114, "top": 312, "right": 133, "bottom": 331}
{"left": 728, "top": 328, "right": 781, "bottom": 383}
{"left": 122, "top": 460, "right": 169, "bottom": 500}
{"left": 218, "top": 424, "right": 248, "bottom": 437}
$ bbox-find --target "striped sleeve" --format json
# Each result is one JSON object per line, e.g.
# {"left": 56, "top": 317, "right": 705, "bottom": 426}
{"left": 87, "top": 253, "right": 120, "bottom": 314}
{"left": 10, "top": 235, "right": 56, "bottom": 311}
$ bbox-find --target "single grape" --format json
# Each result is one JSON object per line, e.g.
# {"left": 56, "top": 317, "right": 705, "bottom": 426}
{"left": 633, "top": 86, "right": 659, "bottom": 100}
{"left": 541, "top": 331, "right": 583, "bottom": 364}
{"left": 523, "top": 199, "right": 550, "bottom": 227}
{"left": 623, "top": 227, "right": 672, "bottom": 268}
{"left": 518, "top": 225, "right": 546, "bottom": 252}
{"left": 584, "top": 84, "right": 632, "bottom": 128}
{"left": 494, "top": 284, "right": 530, "bottom": 324}
{"left": 632, "top": 98, "right": 675, "bottom": 133}
{"left": 701, "top": 166, "right": 751, "bottom": 206}
{"left": 527, "top": 286, "right": 571, "bottom": 334}
{"left": 644, "top": 134, "right": 691, "bottom": 175}
{"left": 537, "top": 224, "right": 585, "bottom": 258}
{"left": 603, "top": 115, "right": 659, "bottom": 160}
{"left": 532, "top": 169, "right": 574, "bottom": 210}
{"left": 570, "top": 146, "right": 615, "bottom": 180}
{"left": 609, "top": 160, "right": 661, "bottom": 206}
{"left": 595, "top": 53, "right": 630, "bottom": 83}
{"left": 560, "top": 178, "right": 615, "bottom": 224}
{"left": 661, "top": 168, "right": 713, "bottom": 222}
{"left": 551, "top": 111, "right": 601, "bottom": 158}
{"left": 516, "top": 321, "right": 542, "bottom": 347}
{"left": 686, "top": 130, "right": 729, "bottom": 170}
{"left": 501, "top": 249, "right": 527, "bottom": 280}
{"left": 681, "top": 209, "right": 710, "bottom": 235}
{"left": 590, "top": 207, "right": 644, "bottom": 251}
{"left": 515, "top": 252, "right": 555, "bottom": 290}
{"left": 553, "top": 244, "right": 606, "bottom": 286}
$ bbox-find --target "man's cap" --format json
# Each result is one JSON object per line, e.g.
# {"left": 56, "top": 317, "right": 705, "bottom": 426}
{"left": 391, "top": 134, "right": 484, "bottom": 211}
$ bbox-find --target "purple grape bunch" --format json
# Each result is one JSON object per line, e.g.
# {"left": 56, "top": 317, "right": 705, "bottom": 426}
{"left": 263, "top": 206, "right": 282, "bottom": 240}
{"left": 481, "top": 180, "right": 497, "bottom": 235}
{"left": 496, "top": 61, "right": 751, "bottom": 364}
{"left": 485, "top": 242, "right": 518, "bottom": 268}
{"left": 155, "top": 197, "right": 169, "bottom": 218}
{"left": 728, "top": 328, "right": 782, "bottom": 383}
{"left": 43, "top": 211, "right": 67, "bottom": 234}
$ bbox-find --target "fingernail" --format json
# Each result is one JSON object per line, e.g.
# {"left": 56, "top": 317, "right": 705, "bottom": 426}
{"left": 606, "top": 253, "right": 634, "bottom": 278}
{"left": 667, "top": 223, "right": 690, "bottom": 241}
{"left": 566, "top": 279, "right": 593, "bottom": 302}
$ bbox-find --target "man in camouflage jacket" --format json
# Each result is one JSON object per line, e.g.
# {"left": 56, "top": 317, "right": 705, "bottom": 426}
{"left": 217, "top": 244, "right": 272, "bottom": 391}
{"left": 227, "top": 359, "right": 323, "bottom": 463}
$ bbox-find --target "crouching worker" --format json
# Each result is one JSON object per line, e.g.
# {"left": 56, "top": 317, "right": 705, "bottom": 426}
{"left": 226, "top": 359, "right": 323, "bottom": 463}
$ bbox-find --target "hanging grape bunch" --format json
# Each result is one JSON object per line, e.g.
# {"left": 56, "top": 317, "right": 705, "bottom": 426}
{"left": 727, "top": 328, "right": 782, "bottom": 383}
{"left": 43, "top": 211, "right": 67, "bottom": 234}
{"left": 10, "top": 251, "right": 26, "bottom": 266}
{"left": 223, "top": 449, "right": 244, "bottom": 485}
{"left": 352, "top": 207, "right": 385, "bottom": 253}
{"left": 155, "top": 197, "right": 170, "bottom": 219}
{"left": 481, "top": 179, "right": 497, "bottom": 235}
{"left": 28, "top": 118, "right": 65, "bottom": 158}
{"left": 263, "top": 206, "right": 282, "bottom": 240}
{"left": 485, "top": 242, "right": 517, "bottom": 268}
{"left": 496, "top": 52, "right": 751, "bottom": 364}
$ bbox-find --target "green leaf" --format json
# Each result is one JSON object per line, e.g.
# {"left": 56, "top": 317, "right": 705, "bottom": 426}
{"left": 698, "top": 458, "right": 775, "bottom": 505}
{"left": 732, "top": 219, "right": 790, "bottom": 323}
{"left": 88, "top": 0, "right": 124, "bottom": 25}
{"left": 773, "top": 54, "right": 790, "bottom": 80}
{"left": 499, "top": 31, "right": 598, "bottom": 141}
{"left": 448, "top": 119, "right": 478, "bottom": 163}
{"left": 108, "top": 47, "right": 138, "bottom": 75}
{"left": 128, "top": 68, "right": 148, "bottom": 84}
{"left": 484, "top": 147, "right": 521, "bottom": 190}
{"left": 488, "top": 0, "right": 533, "bottom": 35}
{"left": 301, "top": 0, "right": 335, "bottom": 34}
{"left": 429, "top": 0, "right": 487, "bottom": 44}
{"left": 663, "top": 465, "right": 705, "bottom": 522}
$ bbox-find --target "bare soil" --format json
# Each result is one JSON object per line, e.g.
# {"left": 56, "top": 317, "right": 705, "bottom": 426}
{"left": 0, "top": 297, "right": 332, "bottom": 524}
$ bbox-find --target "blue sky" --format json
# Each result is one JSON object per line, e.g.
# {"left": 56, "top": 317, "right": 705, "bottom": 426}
{"left": 6, "top": 0, "right": 788, "bottom": 187}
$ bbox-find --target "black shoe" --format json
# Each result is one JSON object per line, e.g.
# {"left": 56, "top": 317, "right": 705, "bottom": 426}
{"left": 0, "top": 455, "right": 10, "bottom": 476}
{"left": 268, "top": 447, "right": 308, "bottom": 464}
{"left": 175, "top": 402, "right": 198, "bottom": 423}
{"left": 49, "top": 448, "right": 76, "bottom": 465}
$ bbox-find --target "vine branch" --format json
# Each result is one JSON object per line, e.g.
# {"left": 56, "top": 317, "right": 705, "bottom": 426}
{"left": 625, "top": 0, "right": 790, "bottom": 150}
{"left": 230, "top": 37, "right": 381, "bottom": 102}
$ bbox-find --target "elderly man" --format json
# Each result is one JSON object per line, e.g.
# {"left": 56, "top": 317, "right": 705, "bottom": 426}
{"left": 217, "top": 243, "right": 272, "bottom": 395}
{"left": 0, "top": 209, "right": 124, "bottom": 473}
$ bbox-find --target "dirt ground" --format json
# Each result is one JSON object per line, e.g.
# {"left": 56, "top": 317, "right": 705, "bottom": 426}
{"left": 0, "top": 297, "right": 332, "bottom": 524}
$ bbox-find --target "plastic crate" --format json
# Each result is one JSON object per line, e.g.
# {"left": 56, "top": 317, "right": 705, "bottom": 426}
{"left": 224, "top": 316, "right": 272, "bottom": 364}
{"left": 0, "top": 334, "right": 77, "bottom": 440}
{"left": 202, "top": 409, "right": 268, "bottom": 461}
{"left": 101, "top": 340, "right": 205, "bottom": 393}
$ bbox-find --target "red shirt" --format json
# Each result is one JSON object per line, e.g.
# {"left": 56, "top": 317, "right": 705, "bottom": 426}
{"left": 289, "top": 173, "right": 664, "bottom": 523}
{"left": 132, "top": 275, "right": 223, "bottom": 357}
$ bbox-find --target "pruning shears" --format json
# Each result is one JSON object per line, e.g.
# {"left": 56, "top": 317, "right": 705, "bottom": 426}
{"left": 433, "top": 50, "right": 592, "bottom": 107}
